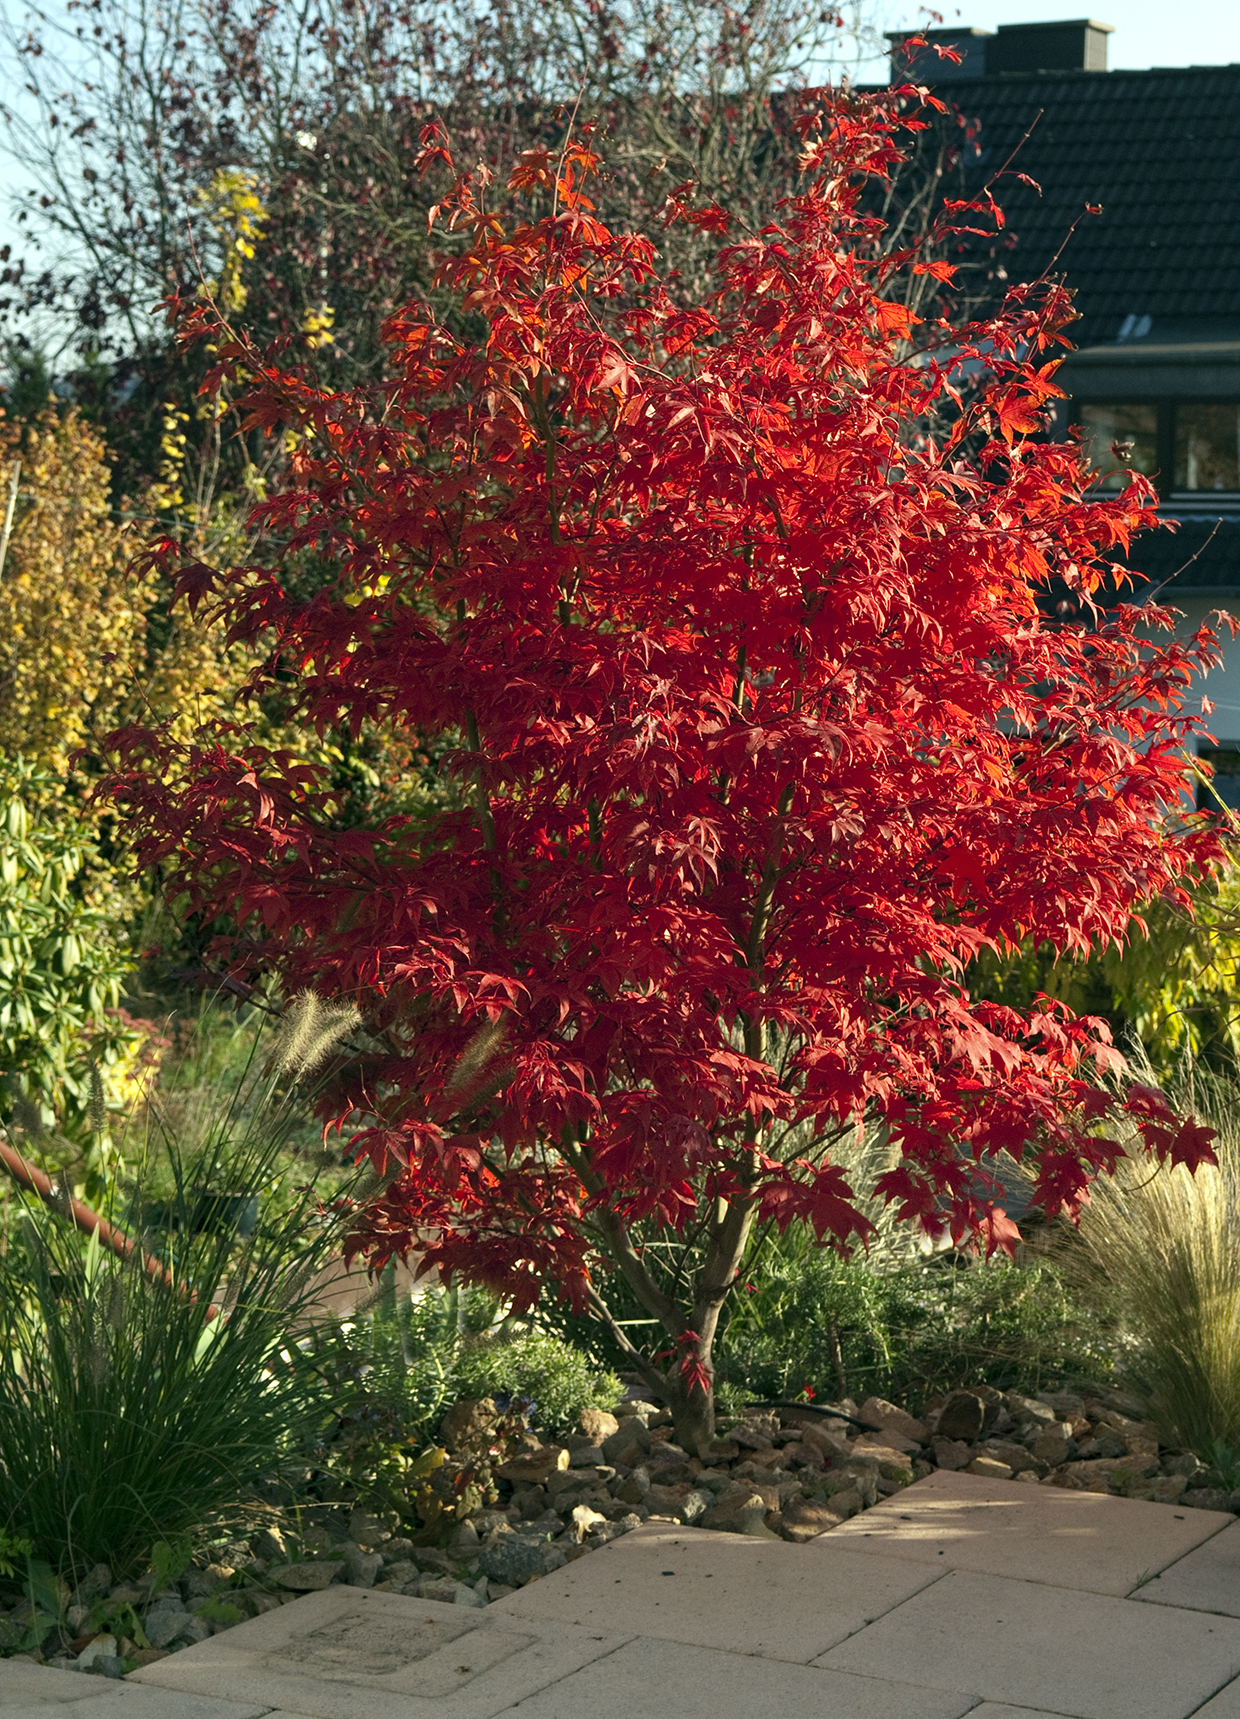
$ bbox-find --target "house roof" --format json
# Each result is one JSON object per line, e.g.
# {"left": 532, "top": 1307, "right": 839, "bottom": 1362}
{"left": 928, "top": 65, "right": 1240, "bottom": 348}
{"left": 1123, "top": 517, "right": 1240, "bottom": 597}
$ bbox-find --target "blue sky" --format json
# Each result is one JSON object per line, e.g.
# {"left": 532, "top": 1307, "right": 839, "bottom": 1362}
{"left": 851, "top": 0, "right": 1240, "bottom": 80}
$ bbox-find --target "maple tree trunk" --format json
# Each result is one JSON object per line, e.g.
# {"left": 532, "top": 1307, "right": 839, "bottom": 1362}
{"left": 664, "top": 1368, "right": 717, "bottom": 1456}
{"left": 586, "top": 1184, "right": 756, "bottom": 1457}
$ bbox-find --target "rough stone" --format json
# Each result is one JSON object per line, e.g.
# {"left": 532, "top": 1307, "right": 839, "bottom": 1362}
{"left": 579, "top": 1407, "right": 620, "bottom": 1443}
{"left": 731, "top": 1423, "right": 775, "bottom": 1451}
{"left": 852, "top": 1440, "right": 917, "bottom": 1478}
{"left": 479, "top": 1533, "right": 569, "bottom": 1585}
{"left": 252, "top": 1527, "right": 287, "bottom": 1562}
{"left": 1184, "top": 1486, "right": 1233, "bottom": 1511}
{"left": 129, "top": 1647, "right": 171, "bottom": 1667}
{"left": 936, "top": 1391, "right": 986, "bottom": 1442}
{"left": 857, "top": 1396, "right": 930, "bottom": 1444}
{"left": 415, "top": 1576, "right": 465, "bottom": 1603}
{"left": 341, "top": 1546, "right": 385, "bottom": 1587}
{"left": 967, "top": 1456, "right": 1013, "bottom": 1480}
{"left": 699, "top": 1490, "right": 778, "bottom": 1536}
{"left": 183, "top": 1565, "right": 230, "bottom": 1598}
{"left": 824, "top": 1485, "right": 865, "bottom": 1520}
{"left": 780, "top": 1496, "right": 840, "bottom": 1541}
{"left": 142, "top": 1600, "right": 190, "bottom": 1649}
{"left": 76, "top": 1633, "right": 119, "bottom": 1670}
{"left": 986, "top": 1440, "right": 1041, "bottom": 1475}
{"left": 615, "top": 1467, "right": 651, "bottom": 1504}
{"left": 512, "top": 1485, "right": 549, "bottom": 1518}
{"left": 74, "top": 1563, "right": 113, "bottom": 1600}
{"left": 645, "top": 1482, "right": 692, "bottom": 1516}
{"left": 1032, "top": 1424, "right": 1074, "bottom": 1465}
{"left": 1006, "top": 1393, "right": 1057, "bottom": 1427}
{"left": 347, "top": 1505, "right": 398, "bottom": 1545}
{"left": 271, "top": 1559, "right": 344, "bottom": 1591}
{"left": 497, "top": 1445, "right": 571, "bottom": 1484}
{"left": 778, "top": 1440, "right": 826, "bottom": 1469}
{"left": 933, "top": 1438, "right": 973, "bottom": 1472}
{"left": 798, "top": 1421, "right": 853, "bottom": 1460}
{"left": 678, "top": 1489, "right": 712, "bottom": 1525}
{"left": 440, "top": 1396, "right": 498, "bottom": 1452}
{"left": 603, "top": 1422, "right": 651, "bottom": 1463}
{"left": 1158, "top": 1451, "right": 1199, "bottom": 1478}
{"left": 1057, "top": 1453, "right": 1159, "bottom": 1490}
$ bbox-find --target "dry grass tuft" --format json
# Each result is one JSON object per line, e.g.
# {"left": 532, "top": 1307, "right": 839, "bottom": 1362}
{"left": 1070, "top": 1064, "right": 1240, "bottom": 1457}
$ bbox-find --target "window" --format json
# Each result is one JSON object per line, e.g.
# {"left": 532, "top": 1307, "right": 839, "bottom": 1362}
{"left": 1077, "top": 402, "right": 1158, "bottom": 491}
{"left": 1175, "top": 403, "right": 1240, "bottom": 492}
{"left": 1196, "top": 747, "right": 1240, "bottom": 813}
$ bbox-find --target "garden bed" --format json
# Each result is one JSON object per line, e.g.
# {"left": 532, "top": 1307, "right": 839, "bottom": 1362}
{"left": 6, "top": 1377, "right": 1235, "bottom": 1680}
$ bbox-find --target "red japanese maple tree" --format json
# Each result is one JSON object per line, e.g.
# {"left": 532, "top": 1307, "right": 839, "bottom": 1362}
{"left": 110, "top": 85, "right": 1226, "bottom": 1451}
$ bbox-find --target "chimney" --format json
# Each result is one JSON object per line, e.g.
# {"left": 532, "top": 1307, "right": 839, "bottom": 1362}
{"left": 887, "top": 27, "right": 992, "bottom": 83}
{"left": 887, "top": 18, "right": 1114, "bottom": 83}
{"left": 985, "top": 19, "right": 1113, "bottom": 75}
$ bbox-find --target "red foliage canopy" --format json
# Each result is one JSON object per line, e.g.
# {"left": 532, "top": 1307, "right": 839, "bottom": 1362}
{"left": 109, "top": 85, "right": 1225, "bottom": 1437}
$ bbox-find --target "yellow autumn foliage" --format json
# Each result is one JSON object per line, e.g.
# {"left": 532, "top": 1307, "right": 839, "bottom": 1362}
{"left": 0, "top": 406, "right": 243, "bottom": 796}
{"left": 0, "top": 409, "right": 147, "bottom": 778}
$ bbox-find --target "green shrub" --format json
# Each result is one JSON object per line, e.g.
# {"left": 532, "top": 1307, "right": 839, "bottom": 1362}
{"left": 455, "top": 1330, "right": 621, "bottom": 1438}
{"left": 714, "top": 1236, "right": 1110, "bottom": 1413}
{"left": 0, "top": 758, "right": 141, "bottom": 1190}
{"left": 540, "top": 1215, "right": 1112, "bottom": 1418}
{"left": 303, "top": 1278, "right": 495, "bottom": 1489}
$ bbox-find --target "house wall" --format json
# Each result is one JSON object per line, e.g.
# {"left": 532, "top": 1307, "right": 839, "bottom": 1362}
{"left": 1159, "top": 595, "right": 1240, "bottom": 747}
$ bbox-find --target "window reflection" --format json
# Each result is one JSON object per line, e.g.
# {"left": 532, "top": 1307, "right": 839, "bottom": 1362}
{"left": 1078, "top": 403, "right": 1158, "bottom": 491}
{"left": 1175, "top": 404, "right": 1240, "bottom": 492}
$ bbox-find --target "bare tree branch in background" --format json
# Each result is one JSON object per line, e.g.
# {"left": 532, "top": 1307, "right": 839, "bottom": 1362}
{"left": 0, "top": 0, "right": 1013, "bottom": 506}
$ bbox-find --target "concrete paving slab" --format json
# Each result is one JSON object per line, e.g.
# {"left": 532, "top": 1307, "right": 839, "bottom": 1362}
{"left": 965, "top": 1709, "right": 1085, "bottom": 1718}
{"left": 1133, "top": 1516, "right": 1240, "bottom": 1614}
{"left": 0, "top": 1658, "right": 268, "bottom": 1716}
{"left": 0, "top": 1696, "right": 271, "bottom": 1718}
{"left": 498, "top": 1635, "right": 978, "bottom": 1719}
{"left": 127, "top": 1586, "right": 628, "bottom": 1719}
{"left": 490, "top": 1520, "right": 945, "bottom": 1661}
{"left": 824, "top": 1468, "right": 1231, "bottom": 1595}
{"left": 816, "top": 1567, "right": 1240, "bottom": 1719}
{"left": 1176, "top": 1670, "right": 1240, "bottom": 1717}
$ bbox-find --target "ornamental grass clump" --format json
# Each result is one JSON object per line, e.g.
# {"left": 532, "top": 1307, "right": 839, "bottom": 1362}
{"left": 0, "top": 1008, "right": 361, "bottom": 1585}
{"left": 1072, "top": 1068, "right": 1240, "bottom": 1459}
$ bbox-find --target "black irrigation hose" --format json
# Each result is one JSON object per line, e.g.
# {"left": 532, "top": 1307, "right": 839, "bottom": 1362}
{"left": 744, "top": 1398, "right": 872, "bottom": 1431}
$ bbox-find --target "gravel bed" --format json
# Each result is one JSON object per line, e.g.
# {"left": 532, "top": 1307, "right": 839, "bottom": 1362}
{"left": 5, "top": 1380, "right": 1235, "bottom": 1678}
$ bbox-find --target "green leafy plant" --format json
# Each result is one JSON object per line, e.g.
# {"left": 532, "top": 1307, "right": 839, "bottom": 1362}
{"left": 304, "top": 1276, "right": 483, "bottom": 1488}
{"left": 1208, "top": 1439, "right": 1240, "bottom": 1492}
{"left": 0, "top": 1530, "right": 32, "bottom": 1579}
{"left": 454, "top": 1330, "right": 621, "bottom": 1439}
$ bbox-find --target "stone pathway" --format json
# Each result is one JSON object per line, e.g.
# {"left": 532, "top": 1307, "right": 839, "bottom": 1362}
{"left": 8, "top": 1473, "right": 1240, "bottom": 1717}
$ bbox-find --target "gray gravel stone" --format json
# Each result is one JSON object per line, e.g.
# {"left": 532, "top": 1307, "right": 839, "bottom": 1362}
{"left": 143, "top": 1599, "right": 189, "bottom": 1649}
{"left": 479, "top": 1533, "right": 569, "bottom": 1586}
{"left": 272, "top": 1559, "right": 345, "bottom": 1591}
{"left": 342, "top": 1547, "right": 385, "bottom": 1587}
